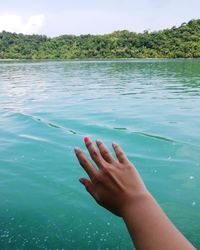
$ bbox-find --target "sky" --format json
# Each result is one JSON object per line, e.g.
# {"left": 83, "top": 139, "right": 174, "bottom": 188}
{"left": 0, "top": 0, "right": 200, "bottom": 37}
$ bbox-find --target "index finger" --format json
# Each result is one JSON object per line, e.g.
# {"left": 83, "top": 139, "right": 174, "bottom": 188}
{"left": 74, "top": 147, "right": 97, "bottom": 180}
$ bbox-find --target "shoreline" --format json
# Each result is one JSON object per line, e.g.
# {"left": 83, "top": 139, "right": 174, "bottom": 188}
{"left": 0, "top": 57, "right": 200, "bottom": 62}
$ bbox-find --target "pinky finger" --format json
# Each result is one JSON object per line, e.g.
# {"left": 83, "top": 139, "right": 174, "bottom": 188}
{"left": 112, "top": 142, "right": 129, "bottom": 164}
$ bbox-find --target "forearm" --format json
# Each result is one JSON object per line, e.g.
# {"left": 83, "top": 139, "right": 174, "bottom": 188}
{"left": 122, "top": 192, "right": 195, "bottom": 250}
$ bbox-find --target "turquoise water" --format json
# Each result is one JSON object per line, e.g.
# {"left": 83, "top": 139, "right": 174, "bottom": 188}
{"left": 0, "top": 59, "right": 200, "bottom": 249}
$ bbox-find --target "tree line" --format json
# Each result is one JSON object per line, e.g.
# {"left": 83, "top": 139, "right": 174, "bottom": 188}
{"left": 0, "top": 19, "right": 200, "bottom": 59}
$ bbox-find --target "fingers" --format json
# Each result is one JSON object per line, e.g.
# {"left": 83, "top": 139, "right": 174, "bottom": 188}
{"left": 84, "top": 137, "right": 105, "bottom": 168}
{"left": 96, "top": 139, "right": 115, "bottom": 164}
{"left": 79, "top": 178, "right": 98, "bottom": 200}
{"left": 74, "top": 147, "right": 97, "bottom": 180}
{"left": 112, "top": 143, "right": 129, "bottom": 163}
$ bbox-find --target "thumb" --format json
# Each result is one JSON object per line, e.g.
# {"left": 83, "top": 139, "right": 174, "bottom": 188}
{"left": 79, "top": 178, "right": 97, "bottom": 200}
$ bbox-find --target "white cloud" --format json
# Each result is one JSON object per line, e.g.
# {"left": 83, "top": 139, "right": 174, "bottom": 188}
{"left": 0, "top": 14, "right": 45, "bottom": 34}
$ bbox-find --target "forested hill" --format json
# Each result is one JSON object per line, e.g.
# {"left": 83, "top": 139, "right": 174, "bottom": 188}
{"left": 1, "top": 19, "right": 200, "bottom": 59}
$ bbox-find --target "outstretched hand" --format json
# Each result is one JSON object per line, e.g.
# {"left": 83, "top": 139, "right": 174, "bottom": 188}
{"left": 74, "top": 137, "right": 195, "bottom": 250}
{"left": 74, "top": 137, "right": 148, "bottom": 216}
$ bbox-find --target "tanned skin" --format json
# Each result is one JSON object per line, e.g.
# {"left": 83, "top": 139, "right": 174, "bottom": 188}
{"left": 74, "top": 137, "right": 195, "bottom": 250}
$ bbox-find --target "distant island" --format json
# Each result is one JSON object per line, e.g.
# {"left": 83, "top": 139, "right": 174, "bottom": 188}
{"left": 0, "top": 19, "right": 200, "bottom": 59}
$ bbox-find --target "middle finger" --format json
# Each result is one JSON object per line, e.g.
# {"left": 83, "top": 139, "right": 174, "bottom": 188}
{"left": 84, "top": 137, "right": 105, "bottom": 168}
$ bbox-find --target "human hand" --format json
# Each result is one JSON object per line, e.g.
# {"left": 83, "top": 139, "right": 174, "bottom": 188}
{"left": 75, "top": 137, "right": 195, "bottom": 250}
{"left": 74, "top": 137, "right": 148, "bottom": 217}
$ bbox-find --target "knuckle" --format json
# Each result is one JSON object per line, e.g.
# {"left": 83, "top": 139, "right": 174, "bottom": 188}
{"left": 87, "top": 141, "right": 92, "bottom": 148}
{"left": 79, "top": 151, "right": 85, "bottom": 158}
{"left": 91, "top": 150, "right": 98, "bottom": 158}
{"left": 117, "top": 150, "right": 123, "bottom": 157}
{"left": 81, "top": 158, "right": 88, "bottom": 166}
{"left": 124, "top": 163, "right": 131, "bottom": 169}
{"left": 101, "top": 149, "right": 109, "bottom": 156}
{"left": 102, "top": 164, "right": 112, "bottom": 174}
{"left": 93, "top": 173, "right": 101, "bottom": 183}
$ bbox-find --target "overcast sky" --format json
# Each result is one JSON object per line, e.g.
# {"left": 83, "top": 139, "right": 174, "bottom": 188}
{"left": 0, "top": 0, "right": 200, "bottom": 37}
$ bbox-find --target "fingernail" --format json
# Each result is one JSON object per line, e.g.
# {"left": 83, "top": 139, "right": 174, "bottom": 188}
{"left": 96, "top": 139, "right": 102, "bottom": 144}
{"left": 112, "top": 142, "right": 118, "bottom": 147}
{"left": 74, "top": 147, "right": 80, "bottom": 153}
{"left": 84, "top": 137, "right": 90, "bottom": 143}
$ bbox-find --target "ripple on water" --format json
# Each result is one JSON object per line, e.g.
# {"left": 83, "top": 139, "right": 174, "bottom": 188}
{"left": 0, "top": 59, "right": 200, "bottom": 249}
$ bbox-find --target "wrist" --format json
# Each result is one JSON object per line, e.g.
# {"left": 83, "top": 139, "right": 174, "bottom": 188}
{"left": 121, "top": 191, "right": 154, "bottom": 219}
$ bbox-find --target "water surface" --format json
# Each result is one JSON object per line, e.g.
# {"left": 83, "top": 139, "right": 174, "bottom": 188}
{"left": 0, "top": 59, "right": 200, "bottom": 249}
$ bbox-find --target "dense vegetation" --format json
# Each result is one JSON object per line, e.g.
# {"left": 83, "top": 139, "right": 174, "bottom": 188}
{"left": 1, "top": 19, "right": 200, "bottom": 59}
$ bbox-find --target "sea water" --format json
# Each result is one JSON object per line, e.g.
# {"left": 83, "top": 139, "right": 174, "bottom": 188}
{"left": 0, "top": 59, "right": 200, "bottom": 249}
